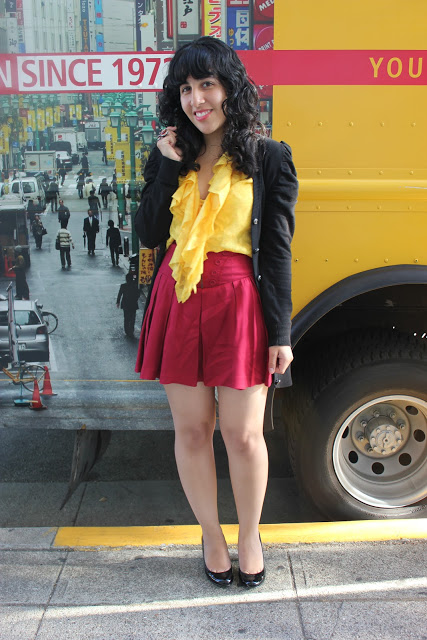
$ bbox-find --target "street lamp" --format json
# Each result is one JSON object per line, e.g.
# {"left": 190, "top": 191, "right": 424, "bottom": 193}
{"left": 125, "top": 108, "right": 139, "bottom": 253}
{"left": 109, "top": 101, "right": 127, "bottom": 227}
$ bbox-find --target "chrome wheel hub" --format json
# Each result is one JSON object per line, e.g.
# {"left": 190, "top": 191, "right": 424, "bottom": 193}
{"left": 332, "top": 396, "right": 427, "bottom": 508}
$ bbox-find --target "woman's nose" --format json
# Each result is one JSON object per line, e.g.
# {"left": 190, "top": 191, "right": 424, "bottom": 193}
{"left": 191, "top": 89, "right": 204, "bottom": 107}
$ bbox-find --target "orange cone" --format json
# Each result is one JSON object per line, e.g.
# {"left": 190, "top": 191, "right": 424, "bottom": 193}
{"left": 41, "top": 366, "right": 57, "bottom": 396}
{"left": 29, "top": 379, "right": 47, "bottom": 410}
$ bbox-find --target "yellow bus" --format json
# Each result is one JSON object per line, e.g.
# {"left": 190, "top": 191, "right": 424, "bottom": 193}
{"left": 270, "top": 0, "right": 427, "bottom": 520}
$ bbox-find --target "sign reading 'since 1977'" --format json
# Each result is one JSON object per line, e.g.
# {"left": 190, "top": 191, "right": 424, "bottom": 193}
{"left": 0, "top": 50, "right": 425, "bottom": 94}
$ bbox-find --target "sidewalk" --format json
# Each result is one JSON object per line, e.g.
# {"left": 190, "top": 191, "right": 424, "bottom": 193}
{"left": 1, "top": 521, "right": 426, "bottom": 640}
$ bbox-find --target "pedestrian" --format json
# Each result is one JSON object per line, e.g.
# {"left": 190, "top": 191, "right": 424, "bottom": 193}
{"left": 57, "top": 199, "right": 71, "bottom": 228}
{"left": 81, "top": 151, "right": 89, "bottom": 176}
{"left": 116, "top": 272, "right": 140, "bottom": 337}
{"left": 83, "top": 209, "right": 99, "bottom": 255}
{"left": 26, "top": 198, "right": 37, "bottom": 225}
{"left": 134, "top": 37, "right": 298, "bottom": 588}
{"left": 55, "top": 154, "right": 62, "bottom": 171}
{"left": 31, "top": 214, "right": 45, "bottom": 249}
{"left": 58, "top": 163, "right": 67, "bottom": 186}
{"left": 110, "top": 173, "right": 118, "bottom": 196}
{"left": 88, "top": 189, "right": 101, "bottom": 219}
{"left": 56, "top": 223, "right": 74, "bottom": 270}
{"left": 106, "top": 219, "right": 122, "bottom": 266}
{"left": 102, "top": 144, "right": 108, "bottom": 165}
{"left": 9, "top": 246, "right": 29, "bottom": 299}
{"left": 83, "top": 177, "right": 94, "bottom": 199}
{"left": 98, "top": 178, "right": 111, "bottom": 208}
{"left": 76, "top": 171, "right": 85, "bottom": 199}
{"left": 47, "top": 179, "right": 59, "bottom": 212}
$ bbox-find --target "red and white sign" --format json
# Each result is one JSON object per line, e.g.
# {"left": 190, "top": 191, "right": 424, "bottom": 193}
{"left": 253, "top": 24, "right": 273, "bottom": 51}
{"left": 0, "top": 50, "right": 426, "bottom": 94}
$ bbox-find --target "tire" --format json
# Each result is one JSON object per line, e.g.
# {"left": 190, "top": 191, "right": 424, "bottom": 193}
{"left": 21, "top": 364, "right": 45, "bottom": 392}
{"left": 42, "top": 311, "right": 58, "bottom": 334}
{"left": 285, "top": 330, "right": 427, "bottom": 520}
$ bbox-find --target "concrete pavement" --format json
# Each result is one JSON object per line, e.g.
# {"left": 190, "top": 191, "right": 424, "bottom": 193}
{"left": 0, "top": 522, "right": 426, "bottom": 640}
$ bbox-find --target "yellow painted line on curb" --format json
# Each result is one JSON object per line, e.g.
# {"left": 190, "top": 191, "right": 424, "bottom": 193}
{"left": 54, "top": 519, "right": 427, "bottom": 548}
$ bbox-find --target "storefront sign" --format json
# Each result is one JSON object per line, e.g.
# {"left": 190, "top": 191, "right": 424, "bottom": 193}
{"left": 227, "top": 7, "right": 251, "bottom": 50}
{"left": 203, "top": 0, "right": 221, "bottom": 38}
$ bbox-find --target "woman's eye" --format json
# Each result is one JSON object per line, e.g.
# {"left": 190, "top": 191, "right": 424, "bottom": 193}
{"left": 181, "top": 86, "right": 190, "bottom": 94}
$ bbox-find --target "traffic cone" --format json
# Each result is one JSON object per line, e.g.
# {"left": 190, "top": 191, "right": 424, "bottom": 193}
{"left": 29, "top": 379, "right": 47, "bottom": 410}
{"left": 41, "top": 366, "right": 57, "bottom": 396}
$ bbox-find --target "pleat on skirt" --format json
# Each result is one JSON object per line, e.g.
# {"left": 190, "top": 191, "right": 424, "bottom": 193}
{"left": 135, "top": 243, "right": 272, "bottom": 389}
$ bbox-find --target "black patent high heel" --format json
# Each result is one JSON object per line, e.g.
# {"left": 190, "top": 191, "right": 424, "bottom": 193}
{"left": 238, "top": 534, "right": 265, "bottom": 588}
{"left": 202, "top": 538, "right": 233, "bottom": 587}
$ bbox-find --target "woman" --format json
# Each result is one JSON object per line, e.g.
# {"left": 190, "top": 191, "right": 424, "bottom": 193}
{"left": 135, "top": 37, "right": 298, "bottom": 588}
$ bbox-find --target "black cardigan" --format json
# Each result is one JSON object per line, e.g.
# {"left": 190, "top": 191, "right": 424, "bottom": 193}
{"left": 134, "top": 137, "right": 299, "bottom": 387}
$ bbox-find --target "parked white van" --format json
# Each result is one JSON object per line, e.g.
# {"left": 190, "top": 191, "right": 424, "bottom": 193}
{"left": 10, "top": 176, "right": 46, "bottom": 209}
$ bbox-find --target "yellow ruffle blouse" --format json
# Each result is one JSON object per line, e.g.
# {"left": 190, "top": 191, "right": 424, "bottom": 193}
{"left": 167, "top": 154, "right": 254, "bottom": 303}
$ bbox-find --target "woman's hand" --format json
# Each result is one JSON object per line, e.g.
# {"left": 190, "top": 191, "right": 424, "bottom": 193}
{"left": 268, "top": 345, "right": 293, "bottom": 375}
{"left": 156, "top": 126, "right": 183, "bottom": 162}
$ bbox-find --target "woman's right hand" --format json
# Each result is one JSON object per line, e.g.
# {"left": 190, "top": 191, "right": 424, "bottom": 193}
{"left": 156, "top": 126, "right": 183, "bottom": 162}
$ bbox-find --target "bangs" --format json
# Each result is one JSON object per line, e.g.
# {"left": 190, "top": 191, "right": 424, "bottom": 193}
{"left": 168, "top": 45, "right": 218, "bottom": 87}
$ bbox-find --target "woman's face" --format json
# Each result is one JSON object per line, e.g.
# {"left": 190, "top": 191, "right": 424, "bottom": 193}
{"left": 180, "top": 75, "right": 227, "bottom": 140}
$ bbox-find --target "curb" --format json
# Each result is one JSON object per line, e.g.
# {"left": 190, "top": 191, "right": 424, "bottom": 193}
{"left": 52, "top": 519, "right": 427, "bottom": 548}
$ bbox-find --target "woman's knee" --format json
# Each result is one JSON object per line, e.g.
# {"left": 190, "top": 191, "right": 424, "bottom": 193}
{"left": 221, "top": 424, "right": 264, "bottom": 457}
{"left": 175, "top": 420, "right": 215, "bottom": 451}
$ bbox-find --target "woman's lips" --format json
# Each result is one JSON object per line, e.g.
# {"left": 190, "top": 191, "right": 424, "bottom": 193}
{"left": 194, "top": 110, "right": 212, "bottom": 121}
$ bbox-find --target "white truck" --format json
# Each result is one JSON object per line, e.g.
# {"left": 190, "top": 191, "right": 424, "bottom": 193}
{"left": 85, "top": 118, "right": 108, "bottom": 149}
{"left": 52, "top": 128, "right": 83, "bottom": 164}
{"left": 24, "top": 150, "right": 56, "bottom": 177}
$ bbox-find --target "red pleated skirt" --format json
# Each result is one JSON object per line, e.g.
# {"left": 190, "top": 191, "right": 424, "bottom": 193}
{"left": 135, "top": 244, "right": 272, "bottom": 389}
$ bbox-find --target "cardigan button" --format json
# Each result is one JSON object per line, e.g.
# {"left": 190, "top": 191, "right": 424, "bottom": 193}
{"left": 257, "top": 275, "right": 262, "bottom": 281}
{"left": 253, "top": 218, "right": 258, "bottom": 225}
{"left": 254, "top": 247, "right": 259, "bottom": 253}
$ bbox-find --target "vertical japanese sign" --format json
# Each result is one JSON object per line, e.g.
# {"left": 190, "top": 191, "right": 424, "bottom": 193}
{"left": 203, "top": 0, "right": 221, "bottom": 38}
{"left": 67, "top": 0, "right": 76, "bottom": 52}
{"left": 96, "top": 34, "right": 104, "bottom": 51}
{"left": 7, "top": 16, "right": 18, "bottom": 53}
{"left": 105, "top": 125, "right": 116, "bottom": 161}
{"left": 45, "top": 107, "right": 54, "bottom": 128}
{"left": 80, "top": 0, "right": 90, "bottom": 52}
{"left": 115, "top": 141, "right": 131, "bottom": 183}
{"left": 135, "top": 0, "right": 146, "bottom": 51}
{"left": 16, "top": 0, "right": 25, "bottom": 53}
{"left": 227, "top": 4, "right": 251, "bottom": 50}
{"left": 178, "top": 0, "right": 200, "bottom": 40}
{"left": 95, "top": 0, "right": 103, "bottom": 24}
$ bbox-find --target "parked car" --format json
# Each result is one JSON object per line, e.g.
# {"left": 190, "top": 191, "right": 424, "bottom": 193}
{"left": 0, "top": 299, "right": 49, "bottom": 364}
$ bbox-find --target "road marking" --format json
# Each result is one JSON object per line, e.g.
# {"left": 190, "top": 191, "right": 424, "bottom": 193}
{"left": 54, "top": 518, "right": 427, "bottom": 548}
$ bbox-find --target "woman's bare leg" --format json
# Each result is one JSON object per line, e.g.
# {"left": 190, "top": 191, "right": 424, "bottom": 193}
{"left": 217, "top": 384, "right": 268, "bottom": 574}
{"left": 164, "top": 382, "right": 231, "bottom": 572}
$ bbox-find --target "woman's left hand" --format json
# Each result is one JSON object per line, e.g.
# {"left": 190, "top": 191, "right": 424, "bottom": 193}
{"left": 268, "top": 345, "right": 293, "bottom": 375}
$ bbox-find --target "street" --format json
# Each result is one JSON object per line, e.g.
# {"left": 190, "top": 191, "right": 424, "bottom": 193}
{"left": 0, "top": 150, "right": 323, "bottom": 528}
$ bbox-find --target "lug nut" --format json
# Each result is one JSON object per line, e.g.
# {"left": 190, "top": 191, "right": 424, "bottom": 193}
{"left": 389, "top": 411, "right": 396, "bottom": 419}
{"left": 373, "top": 410, "right": 380, "bottom": 418}
{"left": 398, "top": 421, "right": 406, "bottom": 429}
{"left": 360, "top": 420, "right": 368, "bottom": 427}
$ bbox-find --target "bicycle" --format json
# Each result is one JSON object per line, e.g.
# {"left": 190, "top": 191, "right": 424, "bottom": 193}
{"left": 34, "top": 300, "right": 58, "bottom": 334}
{"left": 2, "top": 362, "right": 45, "bottom": 393}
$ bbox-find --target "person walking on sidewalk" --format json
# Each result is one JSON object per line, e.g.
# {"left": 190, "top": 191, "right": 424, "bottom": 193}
{"left": 98, "top": 178, "right": 111, "bottom": 208}
{"left": 31, "top": 214, "right": 45, "bottom": 249}
{"left": 76, "top": 172, "right": 85, "bottom": 199}
{"left": 116, "top": 272, "right": 140, "bottom": 337}
{"left": 81, "top": 152, "right": 89, "bottom": 176}
{"left": 106, "top": 220, "right": 122, "bottom": 266}
{"left": 58, "top": 163, "right": 67, "bottom": 186}
{"left": 88, "top": 189, "right": 102, "bottom": 219}
{"left": 57, "top": 199, "right": 71, "bottom": 228}
{"left": 83, "top": 209, "right": 99, "bottom": 255}
{"left": 56, "top": 224, "right": 74, "bottom": 270}
{"left": 134, "top": 37, "right": 298, "bottom": 588}
{"left": 47, "top": 179, "right": 59, "bottom": 212}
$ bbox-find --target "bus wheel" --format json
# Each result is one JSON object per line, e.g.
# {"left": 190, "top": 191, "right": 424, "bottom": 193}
{"left": 286, "top": 330, "right": 427, "bottom": 520}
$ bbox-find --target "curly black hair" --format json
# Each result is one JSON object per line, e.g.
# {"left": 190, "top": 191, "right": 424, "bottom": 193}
{"left": 159, "top": 36, "right": 265, "bottom": 177}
